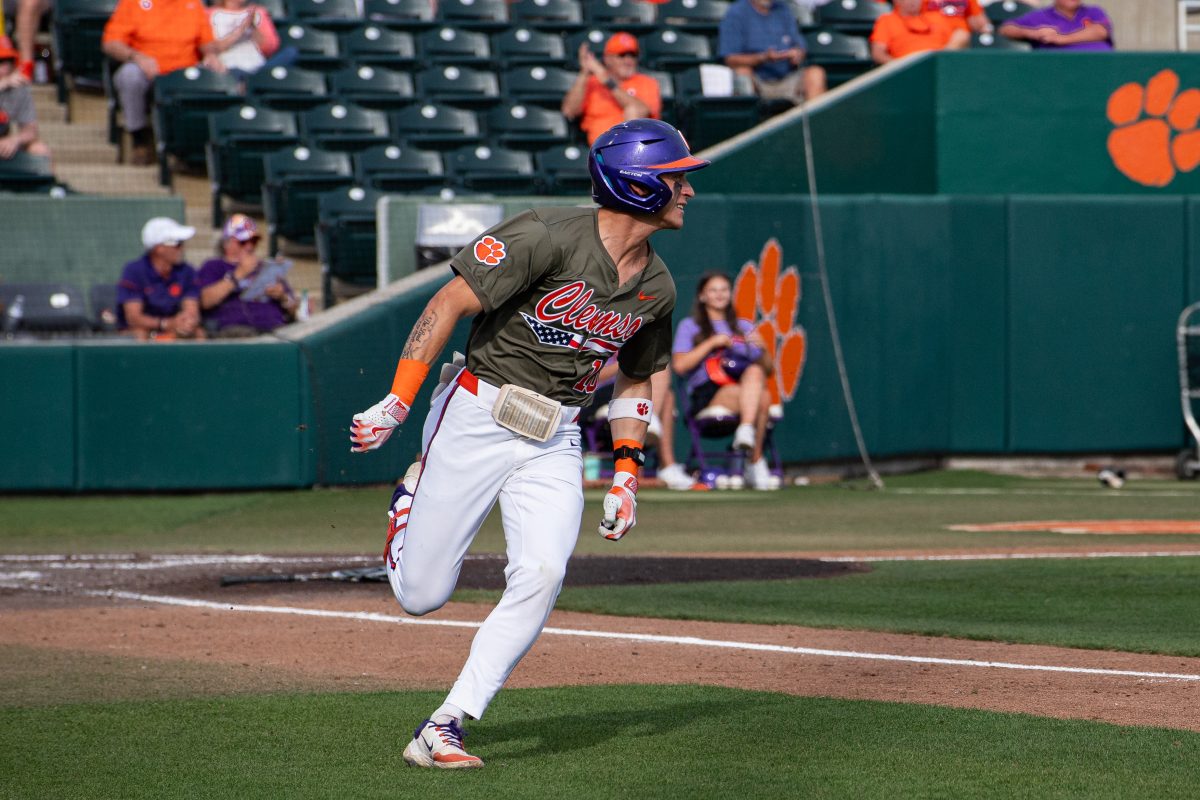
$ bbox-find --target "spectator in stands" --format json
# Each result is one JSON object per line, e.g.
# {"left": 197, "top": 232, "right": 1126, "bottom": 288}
{"left": 718, "top": 0, "right": 827, "bottom": 106}
{"left": 561, "top": 32, "right": 662, "bottom": 145}
{"left": 208, "top": 0, "right": 298, "bottom": 83}
{"left": 893, "top": 1, "right": 993, "bottom": 34}
{"left": 7, "top": 0, "right": 50, "bottom": 82}
{"left": 197, "top": 214, "right": 298, "bottom": 337}
{"left": 870, "top": 0, "right": 970, "bottom": 65}
{"left": 0, "top": 36, "right": 49, "bottom": 160}
{"left": 998, "top": 0, "right": 1113, "bottom": 50}
{"left": 102, "top": 0, "right": 220, "bottom": 165}
{"left": 117, "top": 217, "right": 206, "bottom": 340}
{"left": 672, "top": 271, "right": 778, "bottom": 491}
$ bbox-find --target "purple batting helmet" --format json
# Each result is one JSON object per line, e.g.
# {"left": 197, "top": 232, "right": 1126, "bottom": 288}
{"left": 588, "top": 119, "right": 710, "bottom": 215}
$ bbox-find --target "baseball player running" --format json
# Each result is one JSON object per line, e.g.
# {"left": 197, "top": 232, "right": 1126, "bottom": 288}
{"left": 349, "top": 119, "right": 709, "bottom": 769}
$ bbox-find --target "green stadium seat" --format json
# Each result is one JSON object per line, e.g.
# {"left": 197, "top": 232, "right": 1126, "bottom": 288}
{"left": 0, "top": 152, "right": 57, "bottom": 194}
{"left": 284, "top": 0, "right": 363, "bottom": 31}
{"left": 486, "top": 104, "right": 570, "bottom": 151}
{"left": 300, "top": 101, "right": 391, "bottom": 153}
{"left": 263, "top": 145, "right": 355, "bottom": 252}
{"left": 814, "top": 0, "right": 886, "bottom": 36}
{"left": 89, "top": 283, "right": 120, "bottom": 333}
{"left": 805, "top": 29, "right": 872, "bottom": 87}
{"left": 206, "top": 104, "right": 301, "bottom": 226}
{"left": 672, "top": 65, "right": 757, "bottom": 150}
{"left": 363, "top": 0, "right": 437, "bottom": 30}
{"left": 152, "top": 67, "right": 243, "bottom": 187}
{"left": 501, "top": 64, "right": 578, "bottom": 109}
{"left": 436, "top": 0, "right": 511, "bottom": 31}
{"left": 447, "top": 144, "right": 539, "bottom": 195}
{"left": 985, "top": 0, "right": 1031, "bottom": 26}
{"left": 565, "top": 28, "right": 612, "bottom": 68}
{"left": 389, "top": 103, "right": 484, "bottom": 150}
{"left": 417, "top": 27, "right": 494, "bottom": 67}
{"left": 641, "top": 28, "right": 712, "bottom": 73}
{"left": 644, "top": 68, "right": 677, "bottom": 126}
{"left": 51, "top": 0, "right": 116, "bottom": 107}
{"left": 510, "top": 0, "right": 586, "bottom": 32}
{"left": 328, "top": 65, "right": 417, "bottom": 111}
{"left": 354, "top": 144, "right": 447, "bottom": 193}
{"left": 339, "top": 24, "right": 419, "bottom": 69}
{"left": 0, "top": 283, "right": 91, "bottom": 334}
{"left": 584, "top": 0, "right": 656, "bottom": 33}
{"left": 535, "top": 144, "right": 592, "bottom": 195}
{"left": 655, "top": 0, "right": 730, "bottom": 36}
{"left": 492, "top": 27, "right": 568, "bottom": 68}
{"left": 278, "top": 23, "right": 345, "bottom": 71}
{"left": 245, "top": 65, "right": 331, "bottom": 112}
{"left": 417, "top": 66, "right": 503, "bottom": 110}
{"left": 316, "top": 186, "right": 385, "bottom": 302}
{"left": 971, "top": 31, "right": 1033, "bottom": 51}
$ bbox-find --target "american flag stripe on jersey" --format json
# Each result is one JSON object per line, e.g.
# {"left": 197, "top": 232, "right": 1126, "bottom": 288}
{"left": 582, "top": 337, "right": 619, "bottom": 355}
{"left": 521, "top": 313, "right": 584, "bottom": 349}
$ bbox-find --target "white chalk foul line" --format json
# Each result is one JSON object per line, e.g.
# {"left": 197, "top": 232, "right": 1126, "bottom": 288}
{"left": 819, "top": 551, "right": 1200, "bottom": 563}
{"left": 88, "top": 589, "right": 1200, "bottom": 683}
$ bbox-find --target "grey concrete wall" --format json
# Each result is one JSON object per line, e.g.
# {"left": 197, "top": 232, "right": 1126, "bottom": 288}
{"left": 1100, "top": 0, "right": 1175, "bottom": 51}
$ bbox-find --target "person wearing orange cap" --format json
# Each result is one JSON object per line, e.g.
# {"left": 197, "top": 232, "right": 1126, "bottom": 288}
{"left": 0, "top": 36, "right": 50, "bottom": 161}
{"left": 561, "top": 32, "right": 662, "bottom": 145}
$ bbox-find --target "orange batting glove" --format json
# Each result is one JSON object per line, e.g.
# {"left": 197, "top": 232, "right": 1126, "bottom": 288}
{"left": 599, "top": 471, "right": 638, "bottom": 541}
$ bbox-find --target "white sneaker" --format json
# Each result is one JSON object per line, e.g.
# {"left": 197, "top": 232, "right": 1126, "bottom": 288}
{"left": 402, "top": 718, "right": 484, "bottom": 769}
{"left": 657, "top": 462, "right": 695, "bottom": 491}
{"left": 732, "top": 423, "right": 755, "bottom": 451}
{"left": 745, "top": 458, "right": 778, "bottom": 491}
{"left": 646, "top": 413, "right": 662, "bottom": 448}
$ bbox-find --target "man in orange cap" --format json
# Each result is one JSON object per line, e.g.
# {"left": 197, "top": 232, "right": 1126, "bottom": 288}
{"left": 561, "top": 31, "right": 662, "bottom": 145}
{"left": 0, "top": 35, "right": 50, "bottom": 160}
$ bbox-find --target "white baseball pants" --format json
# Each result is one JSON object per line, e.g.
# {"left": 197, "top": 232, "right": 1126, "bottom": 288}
{"left": 386, "top": 369, "right": 584, "bottom": 720}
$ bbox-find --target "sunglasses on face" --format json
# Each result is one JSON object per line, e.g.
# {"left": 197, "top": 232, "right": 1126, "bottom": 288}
{"left": 613, "top": 52, "right": 638, "bottom": 58}
{"left": 161, "top": 241, "right": 182, "bottom": 248}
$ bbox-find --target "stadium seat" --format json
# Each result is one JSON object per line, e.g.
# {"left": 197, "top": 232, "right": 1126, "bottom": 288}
{"left": 655, "top": 0, "right": 730, "bottom": 36}
{"left": 363, "top": 0, "right": 437, "bottom": 30}
{"left": 0, "top": 152, "right": 57, "bottom": 194}
{"left": 971, "top": 31, "right": 1033, "bottom": 51}
{"left": 509, "top": 0, "right": 586, "bottom": 32}
{"left": 0, "top": 283, "right": 91, "bottom": 334}
{"left": 641, "top": 28, "right": 712, "bottom": 73}
{"left": 487, "top": 104, "right": 570, "bottom": 151}
{"left": 245, "top": 66, "right": 331, "bottom": 112}
{"left": 354, "top": 144, "right": 447, "bottom": 193}
{"left": 277, "top": 23, "right": 345, "bottom": 72}
{"left": 206, "top": 105, "right": 301, "bottom": 226}
{"left": 584, "top": 0, "right": 656, "bottom": 33}
{"left": 985, "top": 0, "right": 1031, "bottom": 26}
{"left": 535, "top": 144, "right": 592, "bottom": 195}
{"left": 804, "top": 29, "right": 872, "bottom": 87}
{"left": 300, "top": 102, "right": 391, "bottom": 153}
{"left": 417, "top": 27, "right": 494, "bottom": 66}
{"left": 644, "top": 68, "right": 678, "bottom": 126}
{"left": 416, "top": 66, "right": 503, "bottom": 109}
{"left": 436, "top": 0, "right": 510, "bottom": 31}
{"left": 672, "top": 65, "right": 757, "bottom": 150}
{"left": 316, "top": 186, "right": 385, "bottom": 303}
{"left": 389, "top": 103, "right": 484, "bottom": 150}
{"left": 339, "top": 25, "right": 419, "bottom": 69}
{"left": 88, "top": 283, "right": 119, "bottom": 333}
{"left": 813, "top": 0, "right": 886, "bottom": 35}
{"left": 152, "top": 67, "right": 243, "bottom": 187}
{"left": 284, "top": 0, "right": 363, "bottom": 30}
{"left": 492, "top": 27, "right": 568, "bottom": 68}
{"left": 565, "top": 28, "right": 612, "bottom": 69}
{"left": 328, "top": 65, "right": 417, "bottom": 111}
{"left": 446, "top": 144, "right": 539, "bottom": 195}
{"left": 256, "top": 0, "right": 287, "bottom": 20}
{"left": 51, "top": 0, "right": 116, "bottom": 107}
{"left": 263, "top": 145, "right": 355, "bottom": 253}
{"left": 501, "top": 65, "right": 578, "bottom": 109}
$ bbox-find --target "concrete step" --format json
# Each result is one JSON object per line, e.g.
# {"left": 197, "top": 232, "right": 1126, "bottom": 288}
{"left": 55, "top": 163, "right": 170, "bottom": 196}
{"left": 38, "top": 120, "right": 117, "bottom": 165}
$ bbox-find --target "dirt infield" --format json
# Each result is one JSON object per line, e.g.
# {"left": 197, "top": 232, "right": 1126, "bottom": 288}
{"left": 3, "top": 552, "right": 1199, "bottom": 732}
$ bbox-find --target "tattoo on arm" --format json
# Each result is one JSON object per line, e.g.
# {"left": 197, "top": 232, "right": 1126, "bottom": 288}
{"left": 401, "top": 309, "right": 438, "bottom": 359}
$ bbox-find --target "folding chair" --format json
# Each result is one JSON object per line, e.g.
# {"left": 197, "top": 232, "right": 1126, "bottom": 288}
{"left": 675, "top": 375, "right": 782, "bottom": 489}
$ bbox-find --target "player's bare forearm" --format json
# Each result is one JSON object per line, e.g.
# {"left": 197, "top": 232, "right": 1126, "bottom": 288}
{"left": 399, "top": 276, "right": 483, "bottom": 365}
{"left": 609, "top": 371, "right": 652, "bottom": 444}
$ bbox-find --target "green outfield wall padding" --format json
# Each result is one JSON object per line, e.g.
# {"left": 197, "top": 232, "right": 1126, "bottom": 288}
{"left": 0, "top": 196, "right": 187, "bottom": 300}
{"left": 73, "top": 341, "right": 311, "bottom": 490}
{"left": 1006, "top": 197, "right": 1184, "bottom": 452}
{"left": 0, "top": 345, "right": 75, "bottom": 490}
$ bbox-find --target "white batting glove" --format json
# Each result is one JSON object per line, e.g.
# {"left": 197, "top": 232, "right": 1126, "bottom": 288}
{"left": 350, "top": 393, "right": 410, "bottom": 453}
{"left": 430, "top": 351, "right": 466, "bottom": 404}
{"left": 599, "top": 471, "right": 638, "bottom": 541}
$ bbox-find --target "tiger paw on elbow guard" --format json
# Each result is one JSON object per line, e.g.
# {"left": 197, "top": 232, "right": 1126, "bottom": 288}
{"left": 599, "top": 471, "right": 638, "bottom": 541}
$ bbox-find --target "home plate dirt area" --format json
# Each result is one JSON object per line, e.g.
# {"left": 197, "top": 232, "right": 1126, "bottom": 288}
{"left": 2, "top": 550, "right": 1199, "bottom": 732}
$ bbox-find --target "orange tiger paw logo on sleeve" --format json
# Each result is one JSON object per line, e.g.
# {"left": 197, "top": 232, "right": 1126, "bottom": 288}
{"left": 473, "top": 235, "right": 507, "bottom": 266}
{"left": 1107, "top": 69, "right": 1200, "bottom": 188}
{"left": 731, "top": 239, "right": 807, "bottom": 405}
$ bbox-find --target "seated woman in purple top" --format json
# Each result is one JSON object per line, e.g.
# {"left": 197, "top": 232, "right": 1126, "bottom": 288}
{"left": 672, "top": 271, "right": 778, "bottom": 491}
{"left": 197, "top": 214, "right": 299, "bottom": 337}
{"left": 999, "top": 0, "right": 1113, "bottom": 51}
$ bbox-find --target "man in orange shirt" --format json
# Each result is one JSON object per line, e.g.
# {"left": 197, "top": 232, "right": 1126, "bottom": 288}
{"left": 561, "top": 32, "right": 662, "bottom": 145}
{"left": 875, "top": 0, "right": 992, "bottom": 34}
{"left": 870, "top": 0, "right": 969, "bottom": 65}
{"left": 102, "top": 0, "right": 220, "bottom": 165}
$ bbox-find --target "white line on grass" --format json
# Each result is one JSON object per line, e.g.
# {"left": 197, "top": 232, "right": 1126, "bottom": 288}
{"left": 0, "top": 554, "right": 381, "bottom": 570}
{"left": 819, "top": 551, "right": 1200, "bottom": 563}
{"left": 888, "top": 488, "right": 1200, "bottom": 498}
{"left": 72, "top": 588, "right": 1200, "bottom": 684}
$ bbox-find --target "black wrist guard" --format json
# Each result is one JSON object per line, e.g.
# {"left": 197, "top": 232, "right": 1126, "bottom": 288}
{"left": 612, "top": 444, "right": 645, "bottom": 467}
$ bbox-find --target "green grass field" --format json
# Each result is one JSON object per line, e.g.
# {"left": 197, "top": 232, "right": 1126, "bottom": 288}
{"left": 4, "top": 470, "right": 1200, "bottom": 798}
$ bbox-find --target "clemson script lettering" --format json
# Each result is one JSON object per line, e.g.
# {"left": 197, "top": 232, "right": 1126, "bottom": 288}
{"left": 534, "top": 281, "right": 643, "bottom": 341}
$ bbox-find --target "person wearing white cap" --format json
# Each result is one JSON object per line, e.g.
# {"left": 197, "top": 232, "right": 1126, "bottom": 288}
{"left": 115, "top": 216, "right": 206, "bottom": 340}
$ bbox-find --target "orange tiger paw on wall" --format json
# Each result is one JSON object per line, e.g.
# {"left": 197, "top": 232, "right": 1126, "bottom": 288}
{"left": 1107, "top": 69, "right": 1200, "bottom": 188}
{"left": 731, "top": 239, "right": 806, "bottom": 406}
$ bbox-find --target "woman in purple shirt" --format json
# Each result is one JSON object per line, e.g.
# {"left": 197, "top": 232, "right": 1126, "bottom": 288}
{"left": 998, "top": 0, "right": 1114, "bottom": 51}
{"left": 672, "top": 271, "right": 778, "bottom": 490}
{"left": 197, "top": 214, "right": 299, "bottom": 337}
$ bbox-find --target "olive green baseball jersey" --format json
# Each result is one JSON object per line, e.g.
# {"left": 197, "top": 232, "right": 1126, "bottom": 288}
{"left": 451, "top": 206, "right": 676, "bottom": 406}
